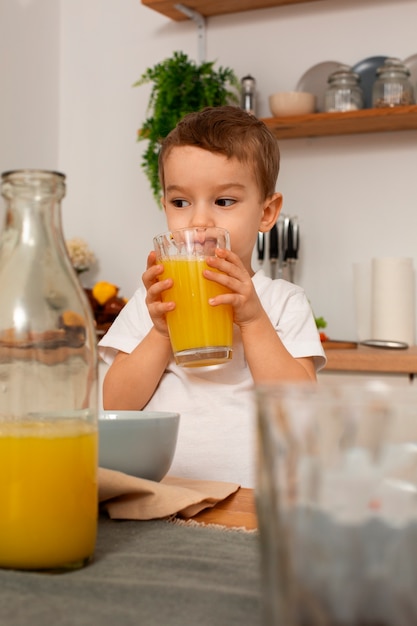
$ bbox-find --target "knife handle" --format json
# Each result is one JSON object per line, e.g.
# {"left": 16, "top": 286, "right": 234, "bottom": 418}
{"left": 282, "top": 216, "right": 290, "bottom": 261}
{"left": 257, "top": 231, "right": 265, "bottom": 263}
{"left": 269, "top": 224, "right": 278, "bottom": 260}
{"left": 287, "top": 219, "right": 299, "bottom": 260}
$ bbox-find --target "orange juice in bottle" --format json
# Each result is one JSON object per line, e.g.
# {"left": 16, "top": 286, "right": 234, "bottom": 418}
{"left": 0, "top": 418, "right": 97, "bottom": 570}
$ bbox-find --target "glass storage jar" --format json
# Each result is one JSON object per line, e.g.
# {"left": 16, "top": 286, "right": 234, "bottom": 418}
{"left": 324, "top": 66, "right": 364, "bottom": 112}
{"left": 372, "top": 58, "right": 415, "bottom": 107}
{"left": 0, "top": 169, "right": 98, "bottom": 572}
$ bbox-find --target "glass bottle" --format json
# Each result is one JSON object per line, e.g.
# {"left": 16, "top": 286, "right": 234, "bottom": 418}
{"left": 241, "top": 74, "right": 257, "bottom": 116}
{"left": 0, "top": 169, "right": 98, "bottom": 572}
{"left": 324, "top": 66, "right": 364, "bottom": 112}
{"left": 372, "top": 58, "right": 415, "bottom": 108}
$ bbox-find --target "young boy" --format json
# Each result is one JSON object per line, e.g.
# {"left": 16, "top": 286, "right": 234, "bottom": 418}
{"left": 99, "top": 106, "right": 326, "bottom": 487}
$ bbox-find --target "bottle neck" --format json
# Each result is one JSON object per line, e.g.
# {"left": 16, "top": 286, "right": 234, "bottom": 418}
{"left": 1, "top": 170, "right": 65, "bottom": 206}
{"left": 1, "top": 170, "right": 66, "bottom": 251}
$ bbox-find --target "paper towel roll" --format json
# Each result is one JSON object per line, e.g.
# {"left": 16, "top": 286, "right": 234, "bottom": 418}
{"left": 371, "top": 257, "right": 415, "bottom": 346}
{"left": 353, "top": 261, "right": 372, "bottom": 341}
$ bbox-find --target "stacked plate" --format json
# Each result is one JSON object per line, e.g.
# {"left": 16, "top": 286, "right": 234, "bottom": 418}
{"left": 404, "top": 53, "right": 417, "bottom": 98}
{"left": 295, "top": 60, "right": 345, "bottom": 112}
{"left": 351, "top": 56, "right": 388, "bottom": 108}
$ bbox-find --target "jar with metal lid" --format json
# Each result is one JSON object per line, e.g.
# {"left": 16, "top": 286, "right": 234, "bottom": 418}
{"left": 372, "top": 57, "right": 415, "bottom": 108}
{"left": 324, "top": 66, "right": 364, "bottom": 112}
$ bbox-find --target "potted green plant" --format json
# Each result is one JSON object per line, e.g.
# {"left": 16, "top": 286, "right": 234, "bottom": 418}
{"left": 134, "top": 51, "right": 240, "bottom": 204}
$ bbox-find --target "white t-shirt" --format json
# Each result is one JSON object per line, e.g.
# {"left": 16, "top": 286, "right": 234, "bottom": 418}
{"left": 99, "top": 269, "right": 326, "bottom": 487}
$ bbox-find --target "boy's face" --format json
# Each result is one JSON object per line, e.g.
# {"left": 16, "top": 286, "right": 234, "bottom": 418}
{"left": 161, "top": 146, "right": 281, "bottom": 273}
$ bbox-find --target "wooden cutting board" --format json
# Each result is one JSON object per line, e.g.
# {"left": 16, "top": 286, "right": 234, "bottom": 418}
{"left": 322, "top": 340, "right": 358, "bottom": 350}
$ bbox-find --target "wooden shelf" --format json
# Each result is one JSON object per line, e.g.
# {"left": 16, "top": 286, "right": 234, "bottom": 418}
{"left": 141, "top": 0, "right": 417, "bottom": 140}
{"left": 141, "top": 0, "right": 321, "bottom": 21}
{"left": 260, "top": 105, "right": 417, "bottom": 140}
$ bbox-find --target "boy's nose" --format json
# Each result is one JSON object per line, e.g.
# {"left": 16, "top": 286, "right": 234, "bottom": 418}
{"left": 189, "top": 204, "right": 215, "bottom": 228}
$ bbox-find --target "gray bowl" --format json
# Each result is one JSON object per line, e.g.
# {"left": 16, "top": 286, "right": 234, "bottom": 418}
{"left": 99, "top": 410, "right": 180, "bottom": 481}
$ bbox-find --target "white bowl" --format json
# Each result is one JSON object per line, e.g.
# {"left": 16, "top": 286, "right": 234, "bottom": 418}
{"left": 99, "top": 410, "right": 180, "bottom": 481}
{"left": 268, "top": 91, "right": 316, "bottom": 117}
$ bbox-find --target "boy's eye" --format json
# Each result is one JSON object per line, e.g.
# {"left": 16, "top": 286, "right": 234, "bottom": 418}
{"left": 215, "top": 198, "right": 235, "bottom": 207}
{"left": 171, "top": 199, "right": 190, "bottom": 208}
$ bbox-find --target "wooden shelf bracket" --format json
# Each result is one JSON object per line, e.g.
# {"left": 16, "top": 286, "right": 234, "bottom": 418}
{"left": 174, "top": 3, "right": 206, "bottom": 62}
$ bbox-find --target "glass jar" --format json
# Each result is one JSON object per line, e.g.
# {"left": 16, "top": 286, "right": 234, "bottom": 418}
{"left": 324, "top": 66, "right": 364, "bottom": 112}
{"left": 241, "top": 74, "right": 256, "bottom": 116}
{"left": 372, "top": 58, "right": 415, "bottom": 107}
{"left": 0, "top": 169, "right": 98, "bottom": 572}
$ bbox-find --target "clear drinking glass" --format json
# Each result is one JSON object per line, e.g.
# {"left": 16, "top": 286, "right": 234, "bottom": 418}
{"left": 153, "top": 226, "right": 233, "bottom": 367}
{"left": 0, "top": 169, "right": 98, "bottom": 571}
{"left": 256, "top": 381, "right": 417, "bottom": 626}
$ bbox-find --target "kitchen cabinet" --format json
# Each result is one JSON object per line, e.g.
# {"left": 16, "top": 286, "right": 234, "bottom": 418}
{"left": 319, "top": 345, "right": 417, "bottom": 386}
{"left": 319, "top": 371, "right": 414, "bottom": 386}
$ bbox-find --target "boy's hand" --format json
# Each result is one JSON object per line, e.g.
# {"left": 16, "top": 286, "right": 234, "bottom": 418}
{"left": 142, "top": 251, "right": 175, "bottom": 337}
{"left": 204, "top": 248, "right": 264, "bottom": 328}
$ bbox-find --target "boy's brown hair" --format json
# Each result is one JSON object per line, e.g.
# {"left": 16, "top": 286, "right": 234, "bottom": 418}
{"left": 158, "top": 106, "right": 280, "bottom": 201}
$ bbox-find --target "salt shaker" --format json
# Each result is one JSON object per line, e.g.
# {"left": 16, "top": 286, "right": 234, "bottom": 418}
{"left": 324, "top": 66, "right": 364, "bottom": 112}
{"left": 241, "top": 74, "right": 256, "bottom": 116}
{"left": 372, "top": 58, "right": 415, "bottom": 108}
{"left": 0, "top": 169, "right": 98, "bottom": 572}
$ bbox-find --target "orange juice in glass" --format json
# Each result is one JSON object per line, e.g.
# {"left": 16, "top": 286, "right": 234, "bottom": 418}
{"left": 0, "top": 415, "right": 98, "bottom": 571}
{"left": 154, "top": 227, "right": 233, "bottom": 367}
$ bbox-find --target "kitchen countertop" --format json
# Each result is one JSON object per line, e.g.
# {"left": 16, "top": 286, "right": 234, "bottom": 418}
{"left": 323, "top": 344, "right": 417, "bottom": 375}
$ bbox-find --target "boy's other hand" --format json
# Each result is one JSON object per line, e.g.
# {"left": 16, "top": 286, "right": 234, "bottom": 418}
{"left": 142, "top": 251, "right": 174, "bottom": 338}
{"left": 204, "top": 248, "right": 264, "bottom": 328}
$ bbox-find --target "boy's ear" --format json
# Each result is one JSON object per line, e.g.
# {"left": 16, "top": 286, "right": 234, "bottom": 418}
{"left": 259, "top": 192, "right": 283, "bottom": 232}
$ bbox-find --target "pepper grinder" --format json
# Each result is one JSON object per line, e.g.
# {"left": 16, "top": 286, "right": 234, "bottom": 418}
{"left": 241, "top": 75, "right": 256, "bottom": 116}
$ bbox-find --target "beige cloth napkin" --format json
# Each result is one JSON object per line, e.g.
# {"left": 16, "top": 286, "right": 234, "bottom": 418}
{"left": 98, "top": 467, "right": 240, "bottom": 520}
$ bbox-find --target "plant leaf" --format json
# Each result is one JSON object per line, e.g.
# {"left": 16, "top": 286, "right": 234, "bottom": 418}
{"left": 134, "top": 51, "right": 239, "bottom": 205}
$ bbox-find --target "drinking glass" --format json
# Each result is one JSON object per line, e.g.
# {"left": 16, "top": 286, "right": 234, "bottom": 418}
{"left": 153, "top": 227, "right": 233, "bottom": 367}
{"left": 256, "top": 381, "right": 417, "bottom": 626}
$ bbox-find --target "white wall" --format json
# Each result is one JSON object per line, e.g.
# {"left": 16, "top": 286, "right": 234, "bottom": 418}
{"left": 2, "top": 0, "right": 417, "bottom": 341}
{"left": 0, "top": 0, "right": 60, "bottom": 172}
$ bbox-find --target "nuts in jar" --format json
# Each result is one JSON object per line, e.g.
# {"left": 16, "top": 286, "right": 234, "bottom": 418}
{"left": 372, "top": 58, "right": 415, "bottom": 108}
